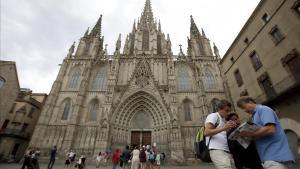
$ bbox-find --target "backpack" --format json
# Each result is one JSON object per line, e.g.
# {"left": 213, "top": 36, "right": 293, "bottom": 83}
{"left": 149, "top": 154, "right": 155, "bottom": 161}
{"left": 194, "top": 113, "right": 220, "bottom": 162}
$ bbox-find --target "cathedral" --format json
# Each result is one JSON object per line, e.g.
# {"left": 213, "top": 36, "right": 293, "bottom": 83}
{"left": 30, "top": 0, "right": 228, "bottom": 162}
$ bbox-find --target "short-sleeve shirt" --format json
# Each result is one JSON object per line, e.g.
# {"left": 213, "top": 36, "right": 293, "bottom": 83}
{"left": 205, "top": 112, "right": 229, "bottom": 152}
{"left": 252, "top": 104, "right": 294, "bottom": 163}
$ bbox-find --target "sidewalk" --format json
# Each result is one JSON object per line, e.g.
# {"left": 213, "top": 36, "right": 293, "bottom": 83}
{"left": 0, "top": 163, "right": 216, "bottom": 169}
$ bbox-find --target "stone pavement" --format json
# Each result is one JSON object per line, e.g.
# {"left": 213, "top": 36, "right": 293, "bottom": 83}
{"left": 1, "top": 162, "right": 300, "bottom": 169}
{"left": 0, "top": 163, "right": 216, "bottom": 169}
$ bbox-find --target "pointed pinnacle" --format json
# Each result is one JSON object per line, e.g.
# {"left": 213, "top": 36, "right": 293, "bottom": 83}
{"left": 201, "top": 28, "right": 206, "bottom": 38}
{"left": 190, "top": 15, "right": 200, "bottom": 36}
{"left": 91, "top": 14, "right": 102, "bottom": 36}
{"left": 158, "top": 19, "right": 161, "bottom": 32}
{"left": 84, "top": 27, "right": 90, "bottom": 37}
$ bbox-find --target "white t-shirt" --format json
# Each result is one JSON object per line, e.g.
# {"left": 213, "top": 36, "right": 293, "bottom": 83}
{"left": 205, "top": 112, "right": 229, "bottom": 152}
{"left": 132, "top": 149, "right": 140, "bottom": 162}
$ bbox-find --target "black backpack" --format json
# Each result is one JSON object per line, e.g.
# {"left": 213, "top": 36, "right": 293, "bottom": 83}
{"left": 194, "top": 113, "right": 220, "bottom": 162}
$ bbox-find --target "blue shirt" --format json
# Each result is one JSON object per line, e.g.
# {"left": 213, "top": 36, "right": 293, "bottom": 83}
{"left": 252, "top": 104, "right": 294, "bottom": 163}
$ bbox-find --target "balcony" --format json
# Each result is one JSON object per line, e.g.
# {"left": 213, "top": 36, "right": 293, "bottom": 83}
{"left": 0, "top": 128, "right": 31, "bottom": 140}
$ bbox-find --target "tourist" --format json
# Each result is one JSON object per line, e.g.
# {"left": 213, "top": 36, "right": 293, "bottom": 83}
{"left": 155, "top": 152, "right": 161, "bottom": 166}
{"left": 145, "top": 149, "right": 151, "bottom": 169}
{"left": 204, "top": 99, "right": 236, "bottom": 169}
{"left": 21, "top": 147, "right": 33, "bottom": 169}
{"left": 139, "top": 148, "right": 147, "bottom": 169}
{"left": 78, "top": 155, "right": 86, "bottom": 169}
{"left": 30, "top": 147, "right": 40, "bottom": 169}
{"left": 112, "top": 149, "right": 120, "bottom": 169}
{"left": 237, "top": 96, "right": 294, "bottom": 169}
{"left": 121, "top": 145, "right": 131, "bottom": 169}
{"left": 64, "top": 150, "right": 71, "bottom": 169}
{"left": 131, "top": 146, "right": 140, "bottom": 169}
{"left": 47, "top": 146, "right": 57, "bottom": 169}
{"left": 103, "top": 151, "right": 109, "bottom": 166}
{"left": 226, "top": 113, "right": 263, "bottom": 169}
{"left": 160, "top": 152, "right": 166, "bottom": 165}
{"left": 96, "top": 152, "right": 102, "bottom": 168}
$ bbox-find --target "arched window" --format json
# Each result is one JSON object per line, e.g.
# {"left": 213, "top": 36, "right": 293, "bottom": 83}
{"left": 204, "top": 68, "right": 216, "bottom": 89}
{"left": 68, "top": 68, "right": 81, "bottom": 88}
{"left": 177, "top": 66, "right": 192, "bottom": 91}
{"left": 93, "top": 66, "right": 107, "bottom": 90}
{"left": 61, "top": 99, "right": 72, "bottom": 120}
{"left": 211, "top": 98, "right": 220, "bottom": 113}
{"left": 88, "top": 99, "right": 99, "bottom": 121}
{"left": 183, "top": 99, "right": 192, "bottom": 121}
{"left": 142, "top": 30, "right": 149, "bottom": 51}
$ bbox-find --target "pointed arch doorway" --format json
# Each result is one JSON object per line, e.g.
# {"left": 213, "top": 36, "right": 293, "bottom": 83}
{"left": 130, "top": 111, "right": 153, "bottom": 147}
{"left": 110, "top": 91, "right": 170, "bottom": 152}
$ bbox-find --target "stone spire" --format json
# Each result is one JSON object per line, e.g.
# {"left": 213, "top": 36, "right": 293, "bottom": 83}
{"left": 115, "top": 34, "right": 122, "bottom": 55}
{"left": 213, "top": 42, "right": 221, "bottom": 59}
{"left": 84, "top": 27, "right": 89, "bottom": 37}
{"left": 90, "top": 14, "right": 102, "bottom": 36}
{"left": 139, "top": 0, "right": 155, "bottom": 29}
{"left": 201, "top": 28, "right": 206, "bottom": 38}
{"left": 190, "top": 15, "right": 200, "bottom": 37}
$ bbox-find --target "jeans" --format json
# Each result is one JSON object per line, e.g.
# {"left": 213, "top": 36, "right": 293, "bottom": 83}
{"left": 112, "top": 163, "right": 118, "bottom": 169}
{"left": 209, "top": 149, "right": 236, "bottom": 169}
{"left": 47, "top": 159, "right": 55, "bottom": 169}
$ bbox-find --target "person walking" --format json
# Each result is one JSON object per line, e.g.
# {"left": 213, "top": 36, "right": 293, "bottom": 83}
{"left": 47, "top": 146, "right": 57, "bottom": 169}
{"left": 21, "top": 147, "right": 33, "bottom": 169}
{"left": 139, "top": 148, "right": 147, "bottom": 169}
{"left": 121, "top": 145, "right": 131, "bottom": 169}
{"left": 96, "top": 152, "right": 102, "bottom": 168}
{"left": 204, "top": 99, "right": 236, "bottom": 169}
{"left": 112, "top": 149, "right": 120, "bottom": 169}
{"left": 131, "top": 146, "right": 140, "bottom": 169}
{"left": 237, "top": 96, "right": 294, "bottom": 169}
{"left": 226, "top": 113, "right": 263, "bottom": 169}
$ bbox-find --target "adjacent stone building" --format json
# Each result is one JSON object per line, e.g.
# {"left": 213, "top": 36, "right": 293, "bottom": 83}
{"left": 0, "top": 61, "right": 20, "bottom": 129}
{"left": 29, "top": 0, "right": 228, "bottom": 162}
{"left": 0, "top": 89, "right": 47, "bottom": 161}
{"left": 221, "top": 0, "right": 300, "bottom": 160}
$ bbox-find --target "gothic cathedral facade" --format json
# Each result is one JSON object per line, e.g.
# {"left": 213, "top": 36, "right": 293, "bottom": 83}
{"left": 30, "top": 0, "right": 228, "bottom": 162}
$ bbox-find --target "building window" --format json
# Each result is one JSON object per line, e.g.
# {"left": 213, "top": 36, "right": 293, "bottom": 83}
{"left": 244, "top": 38, "right": 249, "bottom": 44}
{"left": 0, "top": 76, "right": 5, "bottom": 89}
{"left": 61, "top": 99, "right": 72, "bottom": 120}
{"left": 1, "top": 120, "right": 9, "bottom": 130}
{"left": 234, "top": 69, "right": 244, "bottom": 87}
{"left": 282, "top": 49, "right": 300, "bottom": 82}
{"left": 204, "top": 68, "right": 217, "bottom": 89}
{"left": 93, "top": 66, "right": 107, "bottom": 90}
{"left": 68, "top": 68, "right": 81, "bottom": 89}
{"left": 269, "top": 26, "right": 284, "bottom": 44}
{"left": 177, "top": 66, "right": 192, "bottom": 91}
{"left": 249, "top": 51, "right": 263, "bottom": 71}
{"left": 88, "top": 99, "right": 99, "bottom": 121}
{"left": 142, "top": 30, "right": 149, "bottom": 51}
{"left": 258, "top": 73, "right": 277, "bottom": 99}
{"left": 183, "top": 99, "right": 192, "bottom": 121}
{"left": 21, "top": 123, "right": 28, "bottom": 132}
{"left": 292, "top": 1, "right": 300, "bottom": 15}
{"left": 27, "top": 107, "right": 35, "bottom": 118}
{"left": 262, "top": 13, "right": 270, "bottom": 23}
{"left": 230, "top": 57, "right": 234, "bottom": 63}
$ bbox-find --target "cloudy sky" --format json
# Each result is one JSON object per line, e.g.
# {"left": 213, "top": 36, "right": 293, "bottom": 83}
{"left": 0, "top": 0, "right": 260, "bottom": 93}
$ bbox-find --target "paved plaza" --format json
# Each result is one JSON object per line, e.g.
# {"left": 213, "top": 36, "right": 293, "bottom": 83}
{"left": 0, "top": 163, "right": 216, "bottom": 169}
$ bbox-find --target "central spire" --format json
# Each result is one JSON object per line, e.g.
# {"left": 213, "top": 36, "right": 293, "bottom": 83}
{"left": 139, "top": 0, "right": 155, "bottom": 29}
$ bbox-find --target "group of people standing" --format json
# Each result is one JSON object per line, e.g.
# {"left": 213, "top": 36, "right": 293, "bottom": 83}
{"left": 110, "top": 145, "right": 165, "bottom": 169}
{"left": 204, "top": 97, "right": 294, "bottom": 169}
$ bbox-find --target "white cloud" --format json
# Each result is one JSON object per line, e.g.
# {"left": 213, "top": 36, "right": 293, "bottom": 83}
{"left": 0, "top": 0, "right": 260, "bottom": 93}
